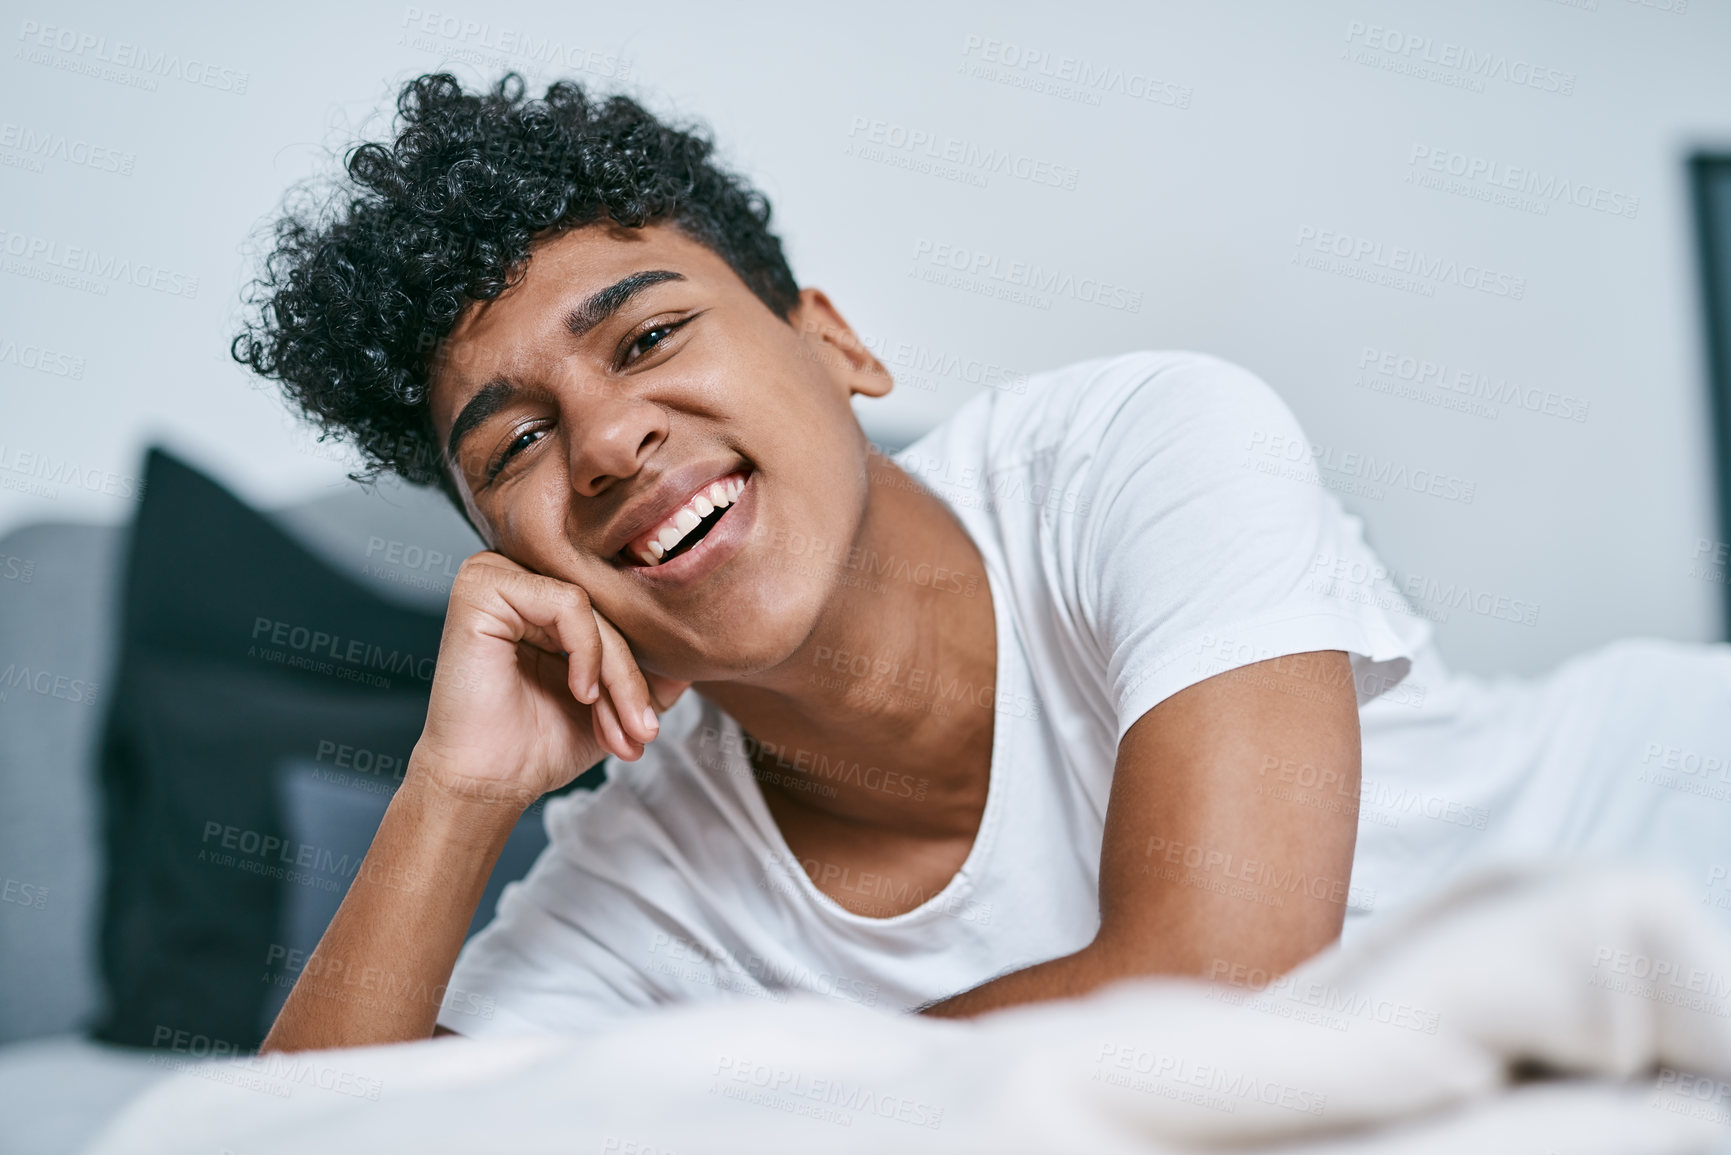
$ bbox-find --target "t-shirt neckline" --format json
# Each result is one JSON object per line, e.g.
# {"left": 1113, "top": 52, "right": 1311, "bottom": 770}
{"left": 723, "top": 532, "right": 1015, "bottom": 928}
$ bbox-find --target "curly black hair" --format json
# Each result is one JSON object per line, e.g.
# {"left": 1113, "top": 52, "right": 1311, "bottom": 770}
{"left": 232, "top": 71, "right": 803, "bottom": 508}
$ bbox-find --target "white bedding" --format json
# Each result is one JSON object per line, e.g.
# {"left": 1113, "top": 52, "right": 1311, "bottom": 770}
{"left": 85, "top": 859, "right": 1731, "bottom": 1154}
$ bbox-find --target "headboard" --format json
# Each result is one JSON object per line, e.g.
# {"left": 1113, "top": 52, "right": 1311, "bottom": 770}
{"left": 1690, "top": 153, "right": 1731, "bottom": 633}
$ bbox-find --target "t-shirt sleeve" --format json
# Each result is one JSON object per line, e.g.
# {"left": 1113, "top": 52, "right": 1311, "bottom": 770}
{"left": 1059, "top": 352, "right": 1427, "bottom": 747}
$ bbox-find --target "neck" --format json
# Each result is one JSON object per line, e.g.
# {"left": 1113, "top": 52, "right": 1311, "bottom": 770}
{"left": 692, "top": 450, "right": 998, "bottom": 839}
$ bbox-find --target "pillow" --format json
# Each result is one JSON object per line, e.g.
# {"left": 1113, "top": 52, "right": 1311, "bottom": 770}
{"left": 93, "top": 448, "right": 595, "bottom": 1051}
{"left": 263, "top": 755, "right": 555, "bottom": 1034}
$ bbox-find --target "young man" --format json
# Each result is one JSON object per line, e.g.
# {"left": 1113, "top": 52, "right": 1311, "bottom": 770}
{"left": 238, "top": 74, "right": 1731, "bottom": 1052}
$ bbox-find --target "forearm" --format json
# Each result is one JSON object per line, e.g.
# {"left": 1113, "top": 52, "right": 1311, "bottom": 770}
{"left": 919, "top": 947, "right": 1110, "bottom": 1018}
{"left": 260, "top": 763, "right": 524, "bottom": 1052}
{"left": 920, "top": 915, "right": 1344, "bottom": 1019}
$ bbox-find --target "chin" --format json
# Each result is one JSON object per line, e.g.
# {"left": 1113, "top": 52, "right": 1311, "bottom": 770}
{"left": 656, "top": 571, "right": 835, "bottom": 684}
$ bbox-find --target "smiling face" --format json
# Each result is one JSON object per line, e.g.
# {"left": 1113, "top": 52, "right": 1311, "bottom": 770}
{"left": 428, "top": 219, "right": 892, "bottom": 682}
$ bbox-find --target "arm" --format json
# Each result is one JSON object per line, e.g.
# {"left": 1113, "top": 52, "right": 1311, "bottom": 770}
{"left": 921, "top": 649, "right": 1361, "bottom": 1018}
{"left": 260, "top": 768, "right": 523, "bottom": 1050}
{"left": 262, "top": 552, "right": 688, "bottom": 1053}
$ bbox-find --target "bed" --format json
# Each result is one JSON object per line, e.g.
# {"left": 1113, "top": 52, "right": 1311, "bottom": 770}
{"left": 79, "top": 861, "right": 1731, "bottom": 1154}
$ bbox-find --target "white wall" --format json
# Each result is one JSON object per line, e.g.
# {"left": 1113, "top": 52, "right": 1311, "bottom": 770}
{"left": 0, "top": 0, "right": 1726, "bottom": 676}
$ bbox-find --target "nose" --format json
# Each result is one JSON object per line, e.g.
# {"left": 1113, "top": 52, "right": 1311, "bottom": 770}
{"left": 565, "top": 391, "right": 668, "bottom": 497}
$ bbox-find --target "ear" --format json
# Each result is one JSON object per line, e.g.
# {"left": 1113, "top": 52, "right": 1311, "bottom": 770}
{"left": 789, "top": 287, "right": 893, "bottom": 400}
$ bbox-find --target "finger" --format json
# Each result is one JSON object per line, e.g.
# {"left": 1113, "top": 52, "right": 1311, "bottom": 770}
{"left": 590, "top": 689, "right": 624, "bottom": 760}
{"left": 644, "top": 673, "right": 692, "bottom": 715}
{"left": 593, "top": 610, "right": 659, "bottom": 745}
{"left": 591, "top": 689, "right": 643, "bottom": 762}
{"left": 468, "top": 562, "right": 603, "bottom": 704}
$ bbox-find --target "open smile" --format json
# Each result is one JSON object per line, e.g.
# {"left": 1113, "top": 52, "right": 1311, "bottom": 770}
{"left": 622, "top": 470, "right": 748, "bottom": 567}
{"left": 616, "top": 468, "right": 756, "bottom": 584}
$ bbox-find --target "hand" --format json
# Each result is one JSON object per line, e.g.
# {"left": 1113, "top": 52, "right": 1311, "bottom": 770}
{"left": 412, "top": 551, "right": 691, "bottom": 811}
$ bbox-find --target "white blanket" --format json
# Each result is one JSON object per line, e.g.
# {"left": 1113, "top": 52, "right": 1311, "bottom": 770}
{"left": 86, "top": 860, "right": 1731, "bottom": 1154}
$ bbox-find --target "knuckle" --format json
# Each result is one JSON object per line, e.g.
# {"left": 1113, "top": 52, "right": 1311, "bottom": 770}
{"left": 450, "top": 551, "right": 505, "bottom": 595}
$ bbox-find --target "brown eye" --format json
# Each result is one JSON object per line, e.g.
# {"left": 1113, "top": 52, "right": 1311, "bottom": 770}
{"left": 487, "top": 428, "right": 544, "bottom": 481}
{"left": 624, "top": 318, "right": 691, "bottom": 366}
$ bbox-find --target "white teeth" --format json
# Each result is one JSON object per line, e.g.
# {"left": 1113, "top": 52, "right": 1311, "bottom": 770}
{"left": 632, "top": 473, "right": 749, "bottom": 567}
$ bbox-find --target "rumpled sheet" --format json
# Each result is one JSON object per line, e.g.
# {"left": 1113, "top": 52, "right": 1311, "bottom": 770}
{"left": 85, "top": 860, "right": 1731, "bottom": 1154}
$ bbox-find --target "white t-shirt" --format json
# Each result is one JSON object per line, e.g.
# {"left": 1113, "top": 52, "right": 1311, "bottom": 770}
{"left": 437, "top": 349, "right": 1436, "bottom": 1038}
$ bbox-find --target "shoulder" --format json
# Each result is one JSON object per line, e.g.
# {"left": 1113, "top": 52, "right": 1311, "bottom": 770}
{"left": 1012, "top": 350, "right": 1306, "bottom": 510}
{"left": 1045, "top": 349, "right": 1296, "bottom": 440}
{"left": 940, "top": 349, "right": 1293, "bottom": 451}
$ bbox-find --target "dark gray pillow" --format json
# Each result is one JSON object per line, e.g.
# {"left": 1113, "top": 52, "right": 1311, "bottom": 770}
{"left": 93, "top": 447, "right": 597, "bottom": 1052}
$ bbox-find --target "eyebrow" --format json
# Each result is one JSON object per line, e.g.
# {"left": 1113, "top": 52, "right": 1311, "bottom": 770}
{"left": 444, "top": 378, "right": 516, "bottom": 471}
{"left": 564, "top": 268, "right": 686, "bottom": 341}
{"left": 443, "top": 268, "right": 689, "bottom": 470}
